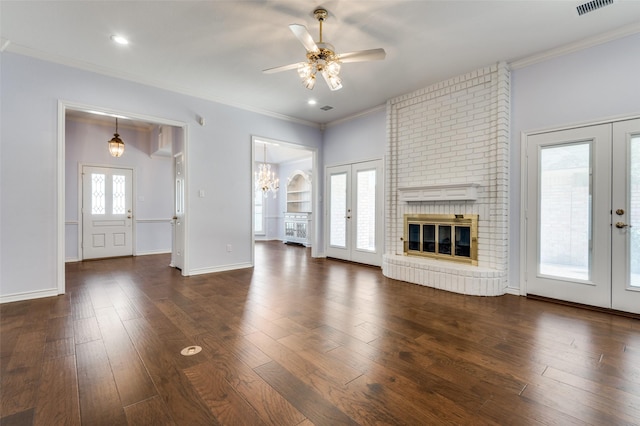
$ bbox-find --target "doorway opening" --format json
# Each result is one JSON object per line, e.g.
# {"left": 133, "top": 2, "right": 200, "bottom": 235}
{"left": 252, "top": 136, "right": 318, "bottom": 263}
{"left": 58, "top": 102, "right": 188, "bottom": 295}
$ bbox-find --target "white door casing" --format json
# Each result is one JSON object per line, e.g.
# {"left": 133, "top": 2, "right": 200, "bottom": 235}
{"left": 82, "top": 165, "right": 133, "bottom": 259}
{"left": 173, "top": 153, "right": 185, "bottom": 270}
{"left": 326, "top": 160, "right": 383, "bottom": 266}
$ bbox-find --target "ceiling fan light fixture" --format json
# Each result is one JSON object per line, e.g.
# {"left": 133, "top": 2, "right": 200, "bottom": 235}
{"left": 325, "top": 60, "right": 341, "bottom": 76}
{"left": 322, "top": 69, "right": 342, "bottom": 91}
{"left": 298, "top": 62, "right": 314, "bottom": 79}
{"left": 302, "top": 74, "right": 316, "bottom": 90}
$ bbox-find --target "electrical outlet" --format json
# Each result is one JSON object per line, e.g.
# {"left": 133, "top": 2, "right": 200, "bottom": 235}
{"left": 226, "top": 244, "right": 232, "bottom": 252}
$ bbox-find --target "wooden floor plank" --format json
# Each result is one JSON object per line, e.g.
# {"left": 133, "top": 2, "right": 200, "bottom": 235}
{"left": 522, "top": 372, "right": 640, "bottom": 424}
{"left": 246, "top": 331, "right": 318, "bottom": 379}
{"left": 0, "top": 408, "right": 34, "bottom": 426}
{"left": 254, "top": 361, "right": 358, "bottom": 426}
{"left": 124, "top": 396, "right": 177, "bottom": 426}
{"left": 76, "top": 339, "right": 127, "bottom": 425}
{"left": 184, "top": 361, "right": 267, "bottom": 426}
{"left": 34, "top": 354, "right": 81, "bottom": 425}
{"left": 191, "top": 334, "right": 306, "bottom": 425}
{"left": 73, "top": 316, "right": 102, "bottom": 344}
{"left": 95, "top": 307, "right": 157, "bottom": 407}
{"left": 0, "top": 329, "right": 46, "bottom": 417}
{"left": 123, "top": 317, "right": 219, "bottom": 425}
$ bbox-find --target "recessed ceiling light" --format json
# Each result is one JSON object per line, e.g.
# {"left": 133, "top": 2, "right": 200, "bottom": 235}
{"left": 308, "top": 99, "right": 317, "bottom": 105}
{"left": 110, "top": 35, "right": 129, "bottom": 45}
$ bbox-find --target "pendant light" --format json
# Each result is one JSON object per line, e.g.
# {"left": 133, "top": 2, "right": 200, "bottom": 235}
{"left": 108, "top": 118, "right": 125, "bottom": 157}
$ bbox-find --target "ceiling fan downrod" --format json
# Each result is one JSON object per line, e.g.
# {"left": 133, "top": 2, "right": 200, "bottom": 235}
{"left": 314, "top": 8, "right": 328, "bottom": 43}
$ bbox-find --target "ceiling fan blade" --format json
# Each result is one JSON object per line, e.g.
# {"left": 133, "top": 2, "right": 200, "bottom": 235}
{"left": 337, "top": 48, "right": 386, "bottom": 63}
{"left": 263, "top": 62, "right": 303, "bottom": 74}
{"left": 289, "top": 24, "right": 319, "bottom": 53}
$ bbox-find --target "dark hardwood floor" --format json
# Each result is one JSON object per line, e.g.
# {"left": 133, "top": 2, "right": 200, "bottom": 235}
{"left": 1, "top": 241, "right": 639, "bottom": 425}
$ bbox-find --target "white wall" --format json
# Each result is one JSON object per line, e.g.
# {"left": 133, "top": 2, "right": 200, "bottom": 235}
{"left": 0, "top": 52, "right": 322, "bottom": 301}
{"left": 65, "top": 118, "right": 173, "bottom": 261}
{"left": 323, "top": 107, "right": 386, "bottom": 166}
{"left": 510, "top": 32, "right": 640, "bottom": 290}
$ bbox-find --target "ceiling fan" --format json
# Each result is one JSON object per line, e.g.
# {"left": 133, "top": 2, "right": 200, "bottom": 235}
{"left": 263, "top": 8, "right": 386, "bottom": 91}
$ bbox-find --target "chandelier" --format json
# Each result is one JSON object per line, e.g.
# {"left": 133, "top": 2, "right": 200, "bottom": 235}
{"left": 107, "top": 118, "right": 125, "bottom": 157}
{"left": 255, "top": 144, "right": 279, "bottom": 198}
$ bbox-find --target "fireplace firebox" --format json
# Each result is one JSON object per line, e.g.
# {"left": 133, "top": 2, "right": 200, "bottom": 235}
{"left": 403, "top": 214, "right": 478, "bottom": 265}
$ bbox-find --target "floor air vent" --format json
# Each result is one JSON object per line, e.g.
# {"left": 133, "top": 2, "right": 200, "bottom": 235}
{"left": 577, "top": 0, "right": 613, "bottom": 16}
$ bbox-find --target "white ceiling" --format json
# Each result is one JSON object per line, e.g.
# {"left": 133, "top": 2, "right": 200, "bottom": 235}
{"left": 2, "top": 0, "right": 639, "bottom": 127}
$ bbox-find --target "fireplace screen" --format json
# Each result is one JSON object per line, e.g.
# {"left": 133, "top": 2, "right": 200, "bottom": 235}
{"left": 404, "top": 214, "right": 478, "bottom": 265}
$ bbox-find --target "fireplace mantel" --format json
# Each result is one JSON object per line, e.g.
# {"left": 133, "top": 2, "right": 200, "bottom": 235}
{"left": 398, "top": 183, "right": 480, "bottom": 202}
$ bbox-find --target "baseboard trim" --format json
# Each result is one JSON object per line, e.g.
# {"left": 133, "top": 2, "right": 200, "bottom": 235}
{"left": 135, "top": 249, "right": 171, "bottom": 256}
{"left": 188, "top": 262, "right": 253, "bottom": 276}
{"left": 504, "top": 286, "right": 521, "bottom": 296}
{"left": 1, "top": 288, "right": 60, "bottom": 304}
{"left": 527, "top": 294, "right": 640, "bottom": 320}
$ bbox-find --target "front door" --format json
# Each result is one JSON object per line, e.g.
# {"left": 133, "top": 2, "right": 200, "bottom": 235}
{"left": 82, "top": 166, "right": 133, "bottom": 259}
{"left": 326, "top": 160, "right": 383, "bottom": 266}
{"left": 525, "top": 118, "right": 640, "bottom": 314}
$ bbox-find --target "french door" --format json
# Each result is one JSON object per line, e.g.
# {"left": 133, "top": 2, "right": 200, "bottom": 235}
{"left": 326, "top": 160, "right": 383, "bottom": 266}
{"left": 82, "top": 166, "right": 133, "bottom": 259}
{"left": 525, "top": 118, "right": 640, "bottom": 314}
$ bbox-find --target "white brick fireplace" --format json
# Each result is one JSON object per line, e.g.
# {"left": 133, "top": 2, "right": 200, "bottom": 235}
{"left": 383, "top": 63, "right": 510, "bottom": 296}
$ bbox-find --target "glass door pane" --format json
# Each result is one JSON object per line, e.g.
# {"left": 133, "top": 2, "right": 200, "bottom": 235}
{"left": 355, "top": 169, "right": 376, "bottom": 251}
{"left": 329, "top": 172, "right": 347, "bottom": 247}
{"left": 539, "top": 142, "right": 591, "bottom": 281}
{"left": 629, "top": 135, "right": 640, "bottom": 287}
{"left": 438, "top": 225, "right": 451, "bottom": 254}
{"left": 423, "top": 225, "right": 436, "bottom": 253}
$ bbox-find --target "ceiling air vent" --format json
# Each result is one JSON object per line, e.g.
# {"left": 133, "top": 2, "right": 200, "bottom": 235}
{"left": 320, "top": 105, "right": 334, "bottom": 111}
{"left": 577, "top": 0, "right": 613, "bottom": 16}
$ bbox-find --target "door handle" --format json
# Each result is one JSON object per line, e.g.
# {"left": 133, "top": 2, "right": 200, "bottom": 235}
{"left": 615, "top": 222, "right": 631, "bottom": 228}
{"left": 127, "top": 215, "right": 132, "bottom": 219}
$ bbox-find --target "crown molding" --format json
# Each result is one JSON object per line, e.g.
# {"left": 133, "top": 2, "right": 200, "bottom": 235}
{"left": 4, "top": 42, "right": 321, "bottom": 129}
{"left": 325, "top": 104, "right": 386, "bottom": 128}
{"left": 509, "top": 22, "right": 640, "bottom": 70}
